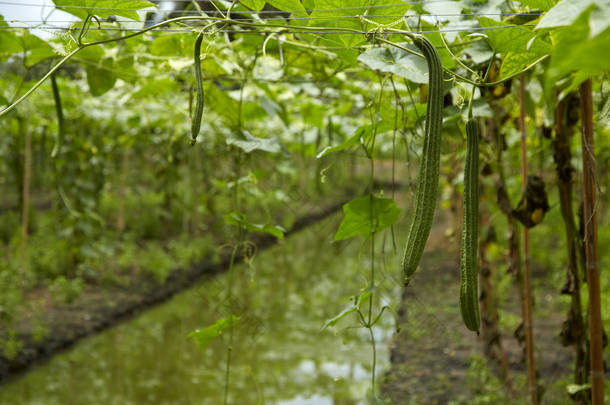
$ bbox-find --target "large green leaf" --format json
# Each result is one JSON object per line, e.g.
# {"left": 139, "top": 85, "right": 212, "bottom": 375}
{"left": 0, "top": 17, "right": 22, "bottom": 59}
{"left": 357, "top": 43, "right": 429, "bottom": 84}
{"left": 86, "top": 57, "right": 116, "bottom": 96}
{"left": 239, "top": 0, "right": 266, "bottom": 11}
{"left": 464, "top": 40, "right": 494, "bottom": 65}
{"left": 478, "top": 16, "right": 552, "bottom": 78}
{"left": 545, "top": 8, "right": 610, "bottom": 90}
{"left": 518, "top": 0, "right": 556, "bottom": 11}
{"left": 305, "top": 0, "right": 408, "bottom": 62}
{"left": 334, "top": 194, "right": 401, "bottom": 241}
{"left": 150, "top": 34, "right": 196, "bottom": 57}
{"left": 22, "top": 34, "right": 56, "bottom": 67}
{"left": 536, "top": 0, "right": 593, "bottom": 28}
{"left": 0, "top": 17, "right": 55, "bottom": 66}
{"left": 537, "top": 0, "right": 610, "bottom": 37}
{"left": 187, "top": 315, "right": 238, "bottom": 350}
{"left": 267, "top": 0, "right": 306, "bottom": 12}
{"left": 53, "top": 0, "right": 155, "bottom": 21}
{"left": 479, "top": 17, "right": 552, "bottom": 55}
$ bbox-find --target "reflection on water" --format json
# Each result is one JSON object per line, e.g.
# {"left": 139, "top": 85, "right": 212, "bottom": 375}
{"left": 0, "top": 214, "right": 402, "bottom": 405}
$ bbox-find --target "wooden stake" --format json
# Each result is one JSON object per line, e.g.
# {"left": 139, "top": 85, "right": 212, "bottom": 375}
{"left": 519, "top": 76, "right": 538, "bottom": 405}
{"left": 579, "top": 78, "right": 604, "bottom": 405}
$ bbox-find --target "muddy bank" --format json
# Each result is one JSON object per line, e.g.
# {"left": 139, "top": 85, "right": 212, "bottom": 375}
{"left": 0, "top": 197, "right": 354, "bottom": 383}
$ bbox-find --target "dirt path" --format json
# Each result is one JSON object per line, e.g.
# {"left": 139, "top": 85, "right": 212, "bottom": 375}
{"left": 380, "top": 218, "right": 595, "bottom": 404}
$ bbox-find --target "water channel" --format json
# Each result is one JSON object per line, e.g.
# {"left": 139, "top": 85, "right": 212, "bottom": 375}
{"left": 1, "top": 213, "right": 403, "bottom": 405}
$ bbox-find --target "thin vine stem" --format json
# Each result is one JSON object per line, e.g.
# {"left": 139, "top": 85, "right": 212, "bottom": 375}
{"left": 223, "top": 242, "right": 238, "bottom": 405}
{"left": 0, "top": 47, "right": 80, "bottom": 117}
{"left": 439, "top": 30, "right": 478, "bottom": 77}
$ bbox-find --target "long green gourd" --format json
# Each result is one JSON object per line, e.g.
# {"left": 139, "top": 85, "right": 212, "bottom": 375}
{"left": 460, "top": 117, "right": 480, "bottom": 332}
{"left": 402, "top": 35, "right": 443, "bottom": 283}
{"left": 191, "top": 33, "right": 204, "bottom": 145}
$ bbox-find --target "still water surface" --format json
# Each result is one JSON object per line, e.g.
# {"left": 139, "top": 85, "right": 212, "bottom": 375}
{"left": 1, "top": 214, "right": 401, "bottom": 404}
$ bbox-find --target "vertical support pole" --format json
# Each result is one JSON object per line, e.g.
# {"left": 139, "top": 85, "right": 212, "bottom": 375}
{"left": 580, "top": 78, "right": 604, "bottom": 405}
{"left": 519, "top": 76, "right": 538, "bottom": 405}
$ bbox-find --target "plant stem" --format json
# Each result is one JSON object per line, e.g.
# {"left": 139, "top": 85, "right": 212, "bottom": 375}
{"left": 368, "top": 325, "right": 377, "bottom": 391}
{"left": 20, "top": 119, "right": 31, "bottom": 289}
{"left": 223, "top": 239, "right": 240, "bottom": 405}
{"left": 579, "top": 78, "right": 604, "bottom": 405}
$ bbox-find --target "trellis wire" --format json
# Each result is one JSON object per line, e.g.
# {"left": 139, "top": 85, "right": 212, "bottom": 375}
{"left": 0, "top": 24, "right": 536, "bottom": 34}
{"left": 0, "top": 0, "right": 525, "bottom": 12}
{"left": 6, "top": 12, "right": 544, "bottom": 24}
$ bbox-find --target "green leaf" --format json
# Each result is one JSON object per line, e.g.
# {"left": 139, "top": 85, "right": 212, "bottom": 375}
{"left": 304, "top": 0, "right": 408, "bottom": 54}
{"left": 545, "top": 7, "right": 610, "bottom": 87}
{"left": 131, "top": 77, "right": 176, "bottom": 98}
{"left": 0, "top": 17, "right": 22, "bottom": 59}
{"left": 597, "top": 94, "right": 610, "bottom": 125}
{"left": 537, "top": 0, "right": 610, "bottom": 37}
{"left": 239, "top": 0, "right": 266, "bottom": 11}
{"left": 478, "top": 16, "right": 551, "bottom": 79}
{"left": 464, "top": 40, "right": 494, "bottom": 65}
{"left": 316, "top": 132, "right": 360, "bottom": 158}
{"left": 518, "top": 0, "right": 556, "bottom": 11}
{"left": 322, "top": 292, "right": 371, "bottom": 330}
{"left": 334, "top": 194, "right": 401, "bottom": 241}
{"left": 266, "top": 0, "right": 306, "bottom": 13}
{"left": 53, "top": 0, "right": 155, "bottom": 21}
{"left": 317, "top": 121, "right": 391, "bottom": 158}
{"left": 566, "top": 383, "right": 591, "bottom": 395}
{"left": 86, "top": 57, "right": 116, "bottom": 96}
{"left": 479, "top": 17, "right": 552, "bottom": 55}
{"left": 358, "top": 44, "right": 429, "bottom": 84}
{"left": 303, "top": 0, "right": 315, "bottom": 10}
{"left": 187, "top": 315, "right": 238, "bottom": 350}
{"left": 22, "top": 34, "right": 56, "bottom": 67}
{"left": 536, "top": 0, "right": 593, "bottom": 29}
{"left": 499, "top": 52, "right": 538, "bottom": 78}
{"left": 0, "top": 21, "right": 55, "bottom": 66}
{"left": 224, "top": 212, "right": 285, "bottom": 239}
{"left": 226, "top": 131, "right": 282, "bottom": 153}
{"left": 151, "top": 34, "right": 196, "bottom": 57}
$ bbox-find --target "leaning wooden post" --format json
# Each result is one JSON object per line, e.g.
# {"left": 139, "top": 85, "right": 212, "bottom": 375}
{"left": 579, "top": 78, "right": 604, "bottom": 405}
